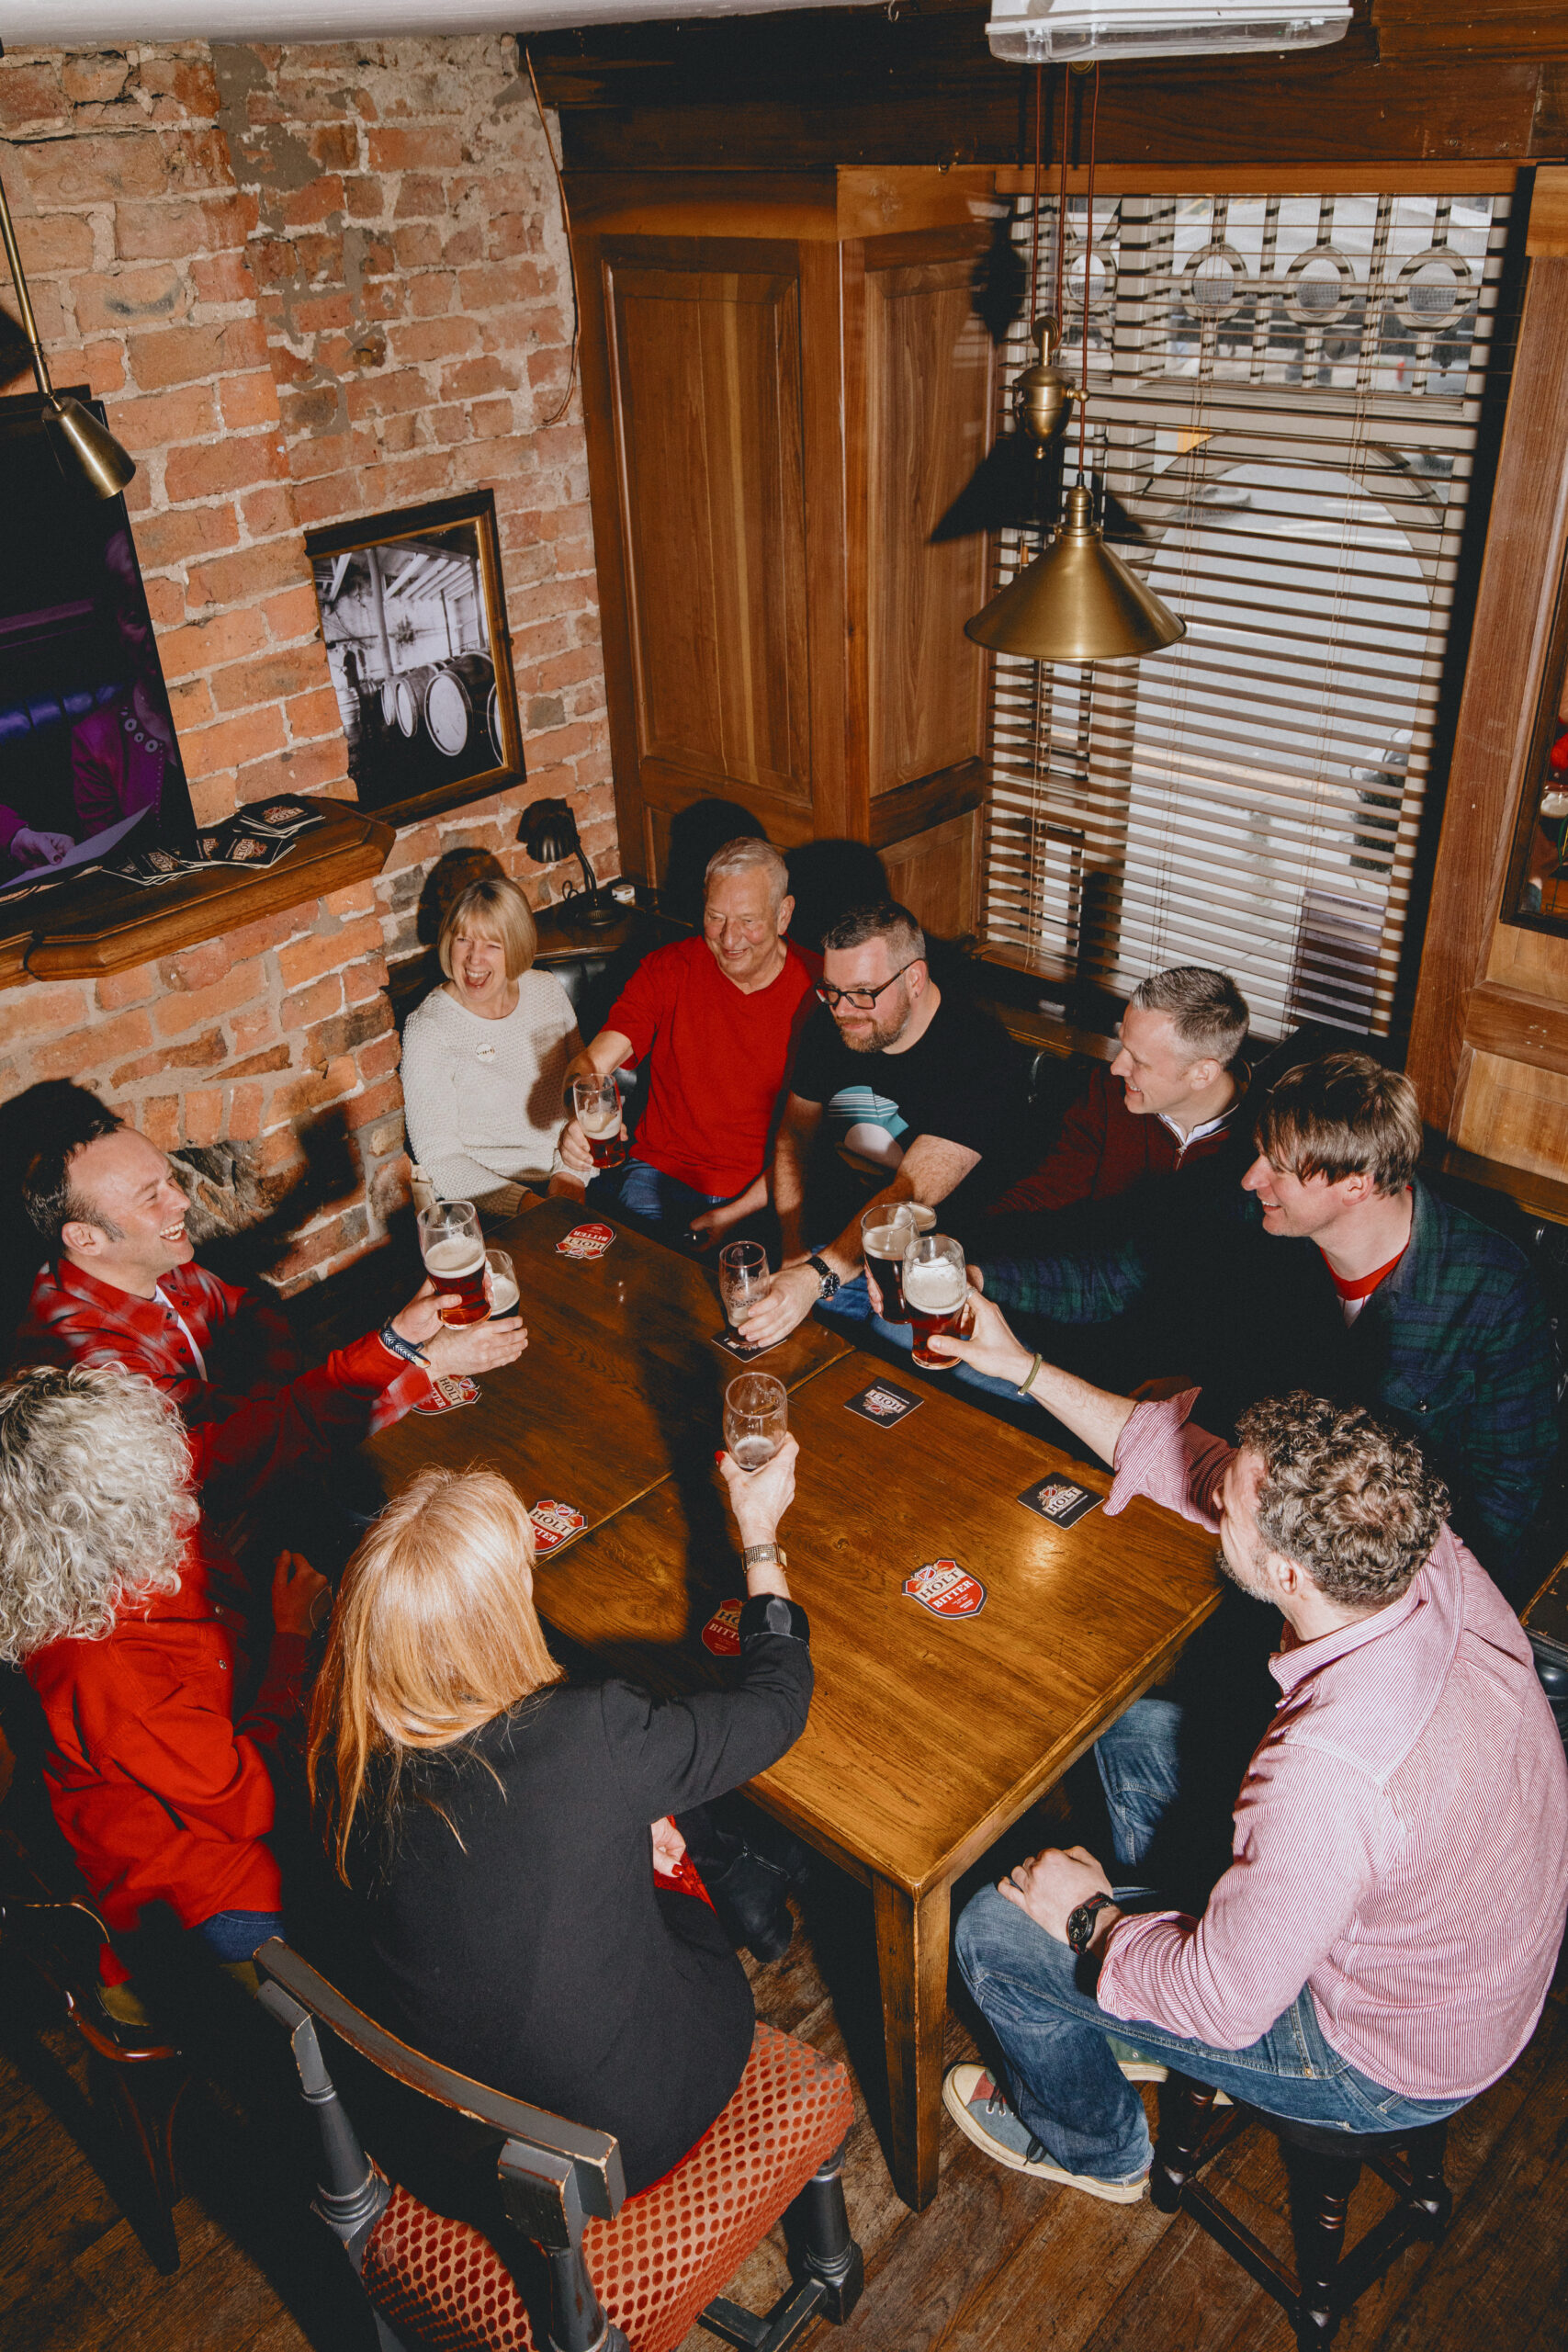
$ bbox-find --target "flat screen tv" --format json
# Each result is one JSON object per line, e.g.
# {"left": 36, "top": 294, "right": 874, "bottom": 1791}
{"left": 0, "top": 388, "right": 197, "bottom": 908}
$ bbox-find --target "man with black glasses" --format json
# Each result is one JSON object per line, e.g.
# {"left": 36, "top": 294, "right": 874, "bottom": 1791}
{"left": 739, "top": 900, "right": 1025, "bottom": 1345}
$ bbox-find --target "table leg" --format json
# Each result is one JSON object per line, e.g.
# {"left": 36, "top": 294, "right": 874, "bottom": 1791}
{"left": 872, "top": 1873, "right": 952, "bottom": 2211}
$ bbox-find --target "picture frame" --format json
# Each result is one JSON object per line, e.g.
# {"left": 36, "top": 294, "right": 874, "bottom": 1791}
{"left": 305, "top": 489, "right": 525, "bottom": 827}
{"left": 1502, "top": 545, "right": 1568, "bottom": 933}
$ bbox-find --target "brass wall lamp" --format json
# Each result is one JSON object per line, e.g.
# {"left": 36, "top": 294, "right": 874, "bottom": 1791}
{"left": 0, "top": 137, "right": 136, "bottom": 497}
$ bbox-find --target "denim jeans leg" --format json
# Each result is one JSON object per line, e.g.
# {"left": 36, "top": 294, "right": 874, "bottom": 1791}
{"left": 955, "top": 1885, "right": 1155, "bottom": 2182}
{"left": 587, "top": 1158, "right": 719, "bottom": 1241}
{"left": 1094, "top": 1698, "right": 1188, "bottom": 1870}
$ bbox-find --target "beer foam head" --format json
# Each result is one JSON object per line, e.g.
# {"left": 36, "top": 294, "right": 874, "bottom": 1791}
{"left": 425, "top": 1237, "right": 484, "bottom": 1277}
{"left": 903, "top": 1257, "right": 965, "bottom": 1312}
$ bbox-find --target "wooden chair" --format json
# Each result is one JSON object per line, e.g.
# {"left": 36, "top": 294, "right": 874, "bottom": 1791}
{"left": 1150, "top": 2074, "right": 1456, "bottom": 2350}
{"left": 0, "top": 1813, "right": 189, "bottom": 2274}
{"left": 254, "top": 1937, "right": 864, "bottom": 2352}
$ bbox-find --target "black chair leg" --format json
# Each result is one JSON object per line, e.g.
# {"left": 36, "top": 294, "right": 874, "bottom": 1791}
{"left": 1150, "top": 2075, "right": 1218, "bottom": 2213}
{"left": 787, "top": 2139, "right": 864, "bottom": 2323}
{"left": 1284, "top": 2143, "right": 1363, "bottom": 2351}
{"left": 93, "top": 2048, "right": 188, "bottom": 2276}
{"left": 1396, "top": 2120, "right": 1452, "bottom": 2236}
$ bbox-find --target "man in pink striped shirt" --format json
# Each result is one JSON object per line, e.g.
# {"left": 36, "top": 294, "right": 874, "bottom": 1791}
{"left": 936, "top": 1291, "right": 1568, "bottom": 2202}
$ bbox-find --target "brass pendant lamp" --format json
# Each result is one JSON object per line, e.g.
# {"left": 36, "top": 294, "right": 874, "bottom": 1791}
{"left": 965, "top": 65, "right": 1183, "bottom": 666}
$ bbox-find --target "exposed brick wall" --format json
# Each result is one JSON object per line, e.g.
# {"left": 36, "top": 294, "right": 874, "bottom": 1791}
{"left": 0, "top": 36, "right": 611, "bottom": 1291}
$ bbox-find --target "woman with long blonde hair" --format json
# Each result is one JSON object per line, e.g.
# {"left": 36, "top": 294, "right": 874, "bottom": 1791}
{"left": 310, "top": 1441, "right": 809, "bottom": 2193}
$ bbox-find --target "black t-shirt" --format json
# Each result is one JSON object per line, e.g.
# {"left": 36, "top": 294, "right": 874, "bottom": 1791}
{"left": 789, "top": 989, "right": 1028, "bottom": 1237}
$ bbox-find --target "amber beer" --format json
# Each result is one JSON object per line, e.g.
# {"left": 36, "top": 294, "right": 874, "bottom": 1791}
{"left": 418, "top": 1202, "right": 489, "bottom": 1328}
{"left": 573, "top": 1076, "right": 628, "bottom": 1170}
{"left": 903, "top": 1233, "right": 970, "bottom": 1370}
{"left": 423, "top": 1237, "right": 490, "bottom": 1326}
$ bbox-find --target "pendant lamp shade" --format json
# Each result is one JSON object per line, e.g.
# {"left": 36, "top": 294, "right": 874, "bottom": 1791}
{"left": 42, "top": 393, "right": 137, "bottom": 498}
{"left": 965, "top": 483, "right": 1185, "bottom": 663}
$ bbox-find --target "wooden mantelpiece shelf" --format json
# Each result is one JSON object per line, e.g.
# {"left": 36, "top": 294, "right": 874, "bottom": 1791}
{"left": 0, "top": 808, "right": 395, "bottom": 990}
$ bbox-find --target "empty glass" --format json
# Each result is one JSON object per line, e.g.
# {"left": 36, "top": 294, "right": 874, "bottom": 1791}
{"left": 719, "top": 1239, "right": 772, "bottom": 1329}
{"left": 724, "top": 1373, "right": 788, "bottom": 1472}
{"left": 485, "top": 1247, "right": 519, "bottom": 1318}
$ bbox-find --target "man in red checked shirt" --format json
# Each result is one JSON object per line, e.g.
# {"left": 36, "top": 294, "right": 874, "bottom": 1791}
{"left": 929, "top": 1287, "right": 1568, "bottom": 2205}
{"left": 557, "top": 838, "right": 817, "bottom": 1249}
{"left": 14, "top": 1092, "right": 525, "bottom": 1544}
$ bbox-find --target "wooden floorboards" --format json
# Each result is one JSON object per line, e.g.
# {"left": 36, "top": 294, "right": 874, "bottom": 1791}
{"left": 3, "top": 1855, "right": 1566, "bottom": 2352}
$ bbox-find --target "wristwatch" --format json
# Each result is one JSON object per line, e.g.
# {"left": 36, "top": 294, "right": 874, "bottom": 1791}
{"left": 742, "top": 1543, "right": 787, "bottom": 1571}
{"left": 807, "top": 1253, "right": 840, "bottom": 1300}
{"left": 1066, "top": 1891, "right": 1119, "bottom": 1956}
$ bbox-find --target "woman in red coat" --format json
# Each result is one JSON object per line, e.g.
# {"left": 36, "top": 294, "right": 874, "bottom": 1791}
{"left": 0, "top": 1362, "right": 327, "bottom": 1972}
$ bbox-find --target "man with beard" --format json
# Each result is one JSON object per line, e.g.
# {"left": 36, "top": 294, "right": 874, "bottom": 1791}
{"left": 737, "top": 899, "right": 1025, "bottom": 1344}
{"left": 929, "top": 1288, "right": 1568, "bottom": 2203}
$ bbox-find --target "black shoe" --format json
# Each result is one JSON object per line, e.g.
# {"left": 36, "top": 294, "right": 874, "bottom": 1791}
{"left": 700, "top": 1845, "right": 795, "bottom": 1963}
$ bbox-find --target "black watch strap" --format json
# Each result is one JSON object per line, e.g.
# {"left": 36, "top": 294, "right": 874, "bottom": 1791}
{"left": 1066, "top": 1890, "right": 1118, "bottom": 1956}
{"left": 807, "top": 1253, "right": 840, "bottom": 1300}
{"left": 739, "top": 1593, "right": 811, "bottom": 1645}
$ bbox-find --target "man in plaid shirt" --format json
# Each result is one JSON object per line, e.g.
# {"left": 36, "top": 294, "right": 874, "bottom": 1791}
{"left": 14, "top": 1094, "right": 525, "bottom": 1528}
{"left": 976, "top": 1054, "right": 1556, "bottom": 1592}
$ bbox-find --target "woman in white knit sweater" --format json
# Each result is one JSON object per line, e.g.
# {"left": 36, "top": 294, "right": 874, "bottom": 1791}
{"left": 400, "top": 875, "right": 582, "bottom": 1210}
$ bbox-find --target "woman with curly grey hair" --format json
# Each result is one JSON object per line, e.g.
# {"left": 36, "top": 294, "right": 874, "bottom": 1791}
{"left": 0, "top": 1363, "right": 328, "bottom": 1973}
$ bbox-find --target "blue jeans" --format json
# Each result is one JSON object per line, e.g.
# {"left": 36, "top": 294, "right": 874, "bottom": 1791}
{"left": 587, "top": 1156, "right": 726, "bottom": 1242}
{"left": 194, "top": 1907, "right": 285, "bottom": 1962}
{"left": 954, "top": 1883, "right": 1464, "bottom": 2184}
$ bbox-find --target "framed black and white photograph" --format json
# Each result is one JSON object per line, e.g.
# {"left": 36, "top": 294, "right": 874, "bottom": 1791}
{"left": 306, "top": 489, "right": 525, "bottom": 827}
{"left": 0, "top": 388, "right": 197, "bottom": 906}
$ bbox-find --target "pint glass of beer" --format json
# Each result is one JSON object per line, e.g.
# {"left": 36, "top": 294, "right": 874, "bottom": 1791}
{"left": 418, "top": 1202, "right": 489, "bottom": 1327}
{"left": 903, "top": 1232, "right": 971, "bottom": 1369}
{"left": 572, "top": 1075, "right": 628, "bottom": 1170}
{"left": 719, "top": 1239, "right": 771, "bottom": 1329}
{"left": 860, "top": 1202, "right": 936, "bottom": 1321}
{"left": 485, "top": 1248, "right": 520, "bottom": 1318}
{"left": 724, "top": 1373, "right": 788, "bottom": 1472}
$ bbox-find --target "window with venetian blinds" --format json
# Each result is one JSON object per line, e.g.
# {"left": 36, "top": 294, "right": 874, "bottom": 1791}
{"left": 981, "top": 187, "right": 1514, "bottom": 1038}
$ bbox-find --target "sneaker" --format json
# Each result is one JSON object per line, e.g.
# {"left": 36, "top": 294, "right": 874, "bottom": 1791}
{"left": 942, "top": 2064, "right": 1147, "bottom": 2202}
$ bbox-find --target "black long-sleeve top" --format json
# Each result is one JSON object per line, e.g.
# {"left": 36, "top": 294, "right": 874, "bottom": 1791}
{"left": 347, "top": 1602, "right": 811, "bottom": 2193}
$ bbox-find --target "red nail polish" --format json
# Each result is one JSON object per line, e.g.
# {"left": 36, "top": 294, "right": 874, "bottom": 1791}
{"left": 714, "top": 1449, "right": 727, "bottom": 1465}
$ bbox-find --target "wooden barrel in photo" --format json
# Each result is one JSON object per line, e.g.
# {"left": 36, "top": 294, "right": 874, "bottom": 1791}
{"left": 379, "top": 678, "right": 400, "bottom": 727}
{"left": 422, "top": 652, "right": 496, "bottom": 760}
{"left": 392, "top": 672, "right": 425, "bottom": 738}
{"left": 487, "top": 681, "right": 506, "bottom": 764}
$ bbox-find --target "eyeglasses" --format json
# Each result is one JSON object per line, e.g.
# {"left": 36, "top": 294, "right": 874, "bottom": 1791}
{"left": 815, "top": 965, "right": 916, "bottom": 1012}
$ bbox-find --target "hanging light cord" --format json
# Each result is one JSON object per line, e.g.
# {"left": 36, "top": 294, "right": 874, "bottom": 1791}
{"left": 1028, "top": 66, "right": 1044, "bottom": 332}
{"left": 1054, "top": 72, "right": 1069, "bottom": 332}
{"left": 1078, "top": 62, "right": 1100, "bottom": 482}
{"left": 525, "top": 41, "right": 581, "bottom": 430}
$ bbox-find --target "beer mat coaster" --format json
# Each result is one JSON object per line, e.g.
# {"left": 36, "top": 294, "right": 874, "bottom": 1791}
{"left": 107, "top": 844, "right": 198, "bottom": 886}
{"left": 701, "top": 1598, "right": 744, "bottom": 1657}
{"left": 844, "top": 1378, "right": 923, "bottom": 1425}
{"left": 557, "top": 1221, "right": 615, "bottom": 1261}
{"left": 232, "top": 797, "right": 326, "bottom": 840}
{"left": 1017, "top": 1476, "right": 1102, "bottom": 1528}
{"left": 412, "top": 1373, "right": 481, "bottom": 1415}
{"left": 902, "top": 1560, "right": 987, "bottom": 1618}
{"left": 528, "top": 1498, "right": 586, "bottom": 1553}
{"left": 711, "top": 1328, "right": 784, "bottom": 1359}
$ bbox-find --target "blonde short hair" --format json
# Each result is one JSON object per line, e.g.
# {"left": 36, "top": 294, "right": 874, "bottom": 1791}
{"left": 437, "top": 876, "right": 538, "bottom": 983}
{"left": 309, "top": 1465, "right": 565, "bottom": 1880}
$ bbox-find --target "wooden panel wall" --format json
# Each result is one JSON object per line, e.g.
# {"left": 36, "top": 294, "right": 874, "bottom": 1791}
{"left": 604, "top": 243, "right": 812, "bottom": 860}
{"left": 1406, "top": 175, "right": 1568, "bottom": 1179}
{"left": 864, "top": 233, "right": 993, "bottom": 801}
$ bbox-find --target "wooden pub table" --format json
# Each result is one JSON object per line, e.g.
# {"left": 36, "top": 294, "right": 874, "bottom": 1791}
{"left": 527, "top": 1347, "right": 1224, "bottom": 2212}
{"left": 368, "top": 1194, "right": 852, "bottom": 1538}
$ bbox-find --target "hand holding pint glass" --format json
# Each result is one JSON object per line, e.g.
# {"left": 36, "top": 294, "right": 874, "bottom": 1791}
{"left": 724, "top": 1373, "right": 788, "bottom": 1472}
{"left": 572, "top": 1076, "right": 628, "bottom": 1170}
{"left": 719, "top": 1240, "right": 772, "bottom": 1329}
{"left": 903, "top": 1232, "right": 972, "bottom": 1369}
{"left": 418, "top": 1202, "right": 490, "bottom": 1327}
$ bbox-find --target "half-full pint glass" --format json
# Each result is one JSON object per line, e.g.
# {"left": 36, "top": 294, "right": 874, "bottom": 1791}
{"left": 573, "top": 1076, "right": 628, "bottom": 1170}
{"left": 419, "top": 1202, "right": 489, "bottom": 1327}
{"left": 903, "top": 1232, "right": 970, "bottom": 1369}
